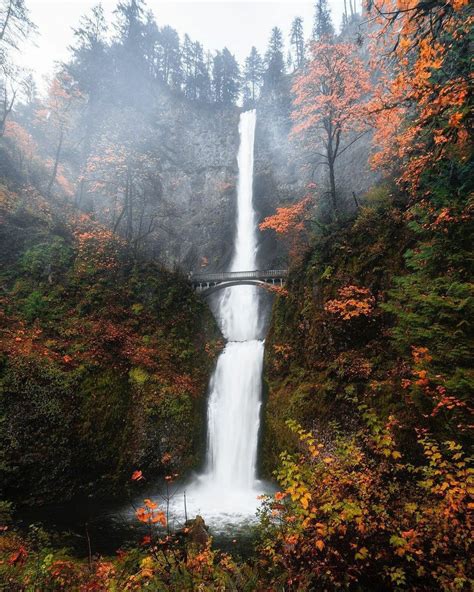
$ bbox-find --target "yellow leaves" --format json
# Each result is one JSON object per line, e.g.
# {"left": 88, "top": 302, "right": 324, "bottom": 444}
{"left": 300, "top": 492, "right": 312, "bottom": 510}
{"left": 315, "top": 539, "right": 325, "bottom": 552}
{"left": 355, "top": 546, "right": 369, "bottom": 560}
{"left": 139, "top": 556, "right": 155, "bottom": 579}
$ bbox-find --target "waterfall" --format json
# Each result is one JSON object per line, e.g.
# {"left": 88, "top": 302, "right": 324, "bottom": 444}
{"left": 171, "top": 110, "right": 268, "bottom": 524}
{"left": 205, "top": 110, "right": 262, "bottom": 489}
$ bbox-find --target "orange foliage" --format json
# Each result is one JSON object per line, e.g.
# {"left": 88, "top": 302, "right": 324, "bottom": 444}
{"left": 292, "top": 42, "right": 371, "bottom": 139}
{"left": 136, "top": 500, "right": 167, "bottom": 527}
{"left": 367, "top": 0, "right": 472, "bottom": 191}
{"left": 260, "top": 195, "right": 313, "bottom": 258}
{"left": 324, "top": 285, "right": 375, "bottom": 320}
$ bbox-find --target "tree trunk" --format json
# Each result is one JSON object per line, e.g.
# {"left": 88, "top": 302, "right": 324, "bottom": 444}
{"left": 47, "top": 128, "right": 64, "bottom": 197}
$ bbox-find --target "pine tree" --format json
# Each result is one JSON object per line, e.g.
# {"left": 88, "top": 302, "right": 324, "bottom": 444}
{"left": 312, "top": 0, "right": 334, "bottom": 41}
{"left": 114, "top": 0, "right": 146, "bottom": 48}
{"left": 68, "top": 4, "right": 109, "bottom": 98}
{"left": 0, "top": 0, "right": 36, "bottom": 52}
{"left": 264, "top": 27, "right": 285, "bottom": 91}
{"left": 212, "top": 48, "right": 240, "bottom": 105}
{"left": 243, "top": 46, "right": 264, "bottom": 104}
{"left": 142, "top": 10, "right": 160, "bottom": 78}
{"left": 193, "top": 41, "right": 211, "bottom": 102}
{"left": 158, "top": 25, "right": 182, "bottom": 89}
{"left": 290, "top": 16, "right": 305, "bottom": 69}
{"left": 181, "top": 33, "right": 195, "bottom": 99}
{"left": 113, "top": 0, "right": 148, "bottom": 100}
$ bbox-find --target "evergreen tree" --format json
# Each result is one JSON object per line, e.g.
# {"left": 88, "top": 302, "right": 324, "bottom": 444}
{"left": 142, "top": 9, "right": 160, "bottom": 78}
{"left": 193, "top": 41, "right": 211, "bottom": 102}
{"left": 243, "top": 46, "right": 264, "bottom": 104}
{"left": 68, "top": 3, "right": 109, "bottom": 98}
{"left": 114, "top": 0, "right": 146, "bottom": 49}
{"left": 181, "top": 33, "right": 195, "bottom": 99}
{"left": 113, "top": 0, "right": 148, "bottom": 101}
{"left": 312, "top": 0, "right": 334, "bottom": 41}
{"left": 158, "top": 25, "right": 182, "bottom": 89}
{"left": 212, "top": 47, "right": 240, "bottom": 105}
{"left": 264, "top": 27, "right": 286, "bottom": 91}
{"left": 290, "top": 16, "right": 305, "bottom": 69}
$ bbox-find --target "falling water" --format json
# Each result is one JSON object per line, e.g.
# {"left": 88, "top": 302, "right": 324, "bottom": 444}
{"left": 168, "top": 110, "right": 268, "bottom": 525}
{"left": 206, "top": 109, "right": 262, "bottom": 490}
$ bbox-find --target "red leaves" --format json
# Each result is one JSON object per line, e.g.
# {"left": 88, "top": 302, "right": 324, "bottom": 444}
{"left": 8, "top": 545, "right": 28, "bottom": 566}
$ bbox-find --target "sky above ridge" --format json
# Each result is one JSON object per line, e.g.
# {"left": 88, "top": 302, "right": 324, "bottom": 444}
{"left": 16, "top": 0, "right": 354, "bottom": 90}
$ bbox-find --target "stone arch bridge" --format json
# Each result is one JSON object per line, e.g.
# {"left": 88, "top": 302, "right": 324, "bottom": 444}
{"left": 189, "top": 269, "right": 288, "bottom": 296}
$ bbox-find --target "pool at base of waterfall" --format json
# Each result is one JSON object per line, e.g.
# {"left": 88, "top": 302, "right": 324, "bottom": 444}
{"left": 15, "top": 477, "right": 276, "bottom": 558}
{"left": 149, "top": 476, "right": 276, "bottom": 534}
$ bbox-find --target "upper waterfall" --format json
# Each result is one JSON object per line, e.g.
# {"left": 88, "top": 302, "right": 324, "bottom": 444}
{"left": 221, "top": 110, "right": 259, "bottom": 342}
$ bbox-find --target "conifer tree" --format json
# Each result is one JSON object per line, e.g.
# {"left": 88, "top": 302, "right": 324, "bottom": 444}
{"left": 158, "top": 25, "right": 182, "bottom": 89}
{"left": 290, "top": 16, "right": 305, "bottom": 69}
{"left": 263, "top": 27, "right": 285, "bottom": 91}
{"left": 312, "top": 0, "right": 334, "bottom": 41}
{"left": 243, "top": 46, "right": 264, "bottom": 104}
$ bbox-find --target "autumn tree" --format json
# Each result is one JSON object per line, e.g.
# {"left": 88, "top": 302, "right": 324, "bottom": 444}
{"left": 366, "top": 0, "right": 473, "bottom": 413}
{"left": 259, "top": 195, "right": 313, "bottom": 259}
{"left": 83, "top": 131, "right": 166, "bottom": 254}
{"left": 37, "top": 71, "right": 83, "bottom": 197}
{"left": 0, "top": 61, "right": 22, "bottom": 135}
{"left": 292, "top": 42, "right": 371, "bottom": 218}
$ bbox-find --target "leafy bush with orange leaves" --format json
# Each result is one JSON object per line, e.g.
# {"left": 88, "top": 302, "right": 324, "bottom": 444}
{"left": 324, "top": 285, "right": 375, "bottom": 321}
{"left": 258, "top": 418, "right": 473, "bottom": 591}
{"left": 259, "top": 195, "right": 313, "bottom": 259}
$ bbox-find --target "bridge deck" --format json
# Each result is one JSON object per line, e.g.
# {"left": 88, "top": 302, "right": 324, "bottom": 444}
{"left": 190, "top": 269, "right": 288, "bottom": 282}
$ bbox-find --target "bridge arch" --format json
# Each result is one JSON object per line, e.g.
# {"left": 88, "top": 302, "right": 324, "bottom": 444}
{"left": 189, "top": 269, "right": 288, "bottom": 296}
{"left": 197, "top": 279, "right": 280, "bottom": 296}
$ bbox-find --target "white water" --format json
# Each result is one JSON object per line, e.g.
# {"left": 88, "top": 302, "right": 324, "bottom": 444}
{"left": 166, "top": 110, "right": 269, "bottom": 528}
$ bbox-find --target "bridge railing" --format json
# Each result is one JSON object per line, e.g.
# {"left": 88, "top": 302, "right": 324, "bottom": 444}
{"left": 189, "top": 269, "right": 288, "bottom": 282}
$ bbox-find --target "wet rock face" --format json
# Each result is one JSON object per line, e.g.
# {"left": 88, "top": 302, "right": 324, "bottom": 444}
{"left": 150, "top": 98, "right": 240, "bottom": 272}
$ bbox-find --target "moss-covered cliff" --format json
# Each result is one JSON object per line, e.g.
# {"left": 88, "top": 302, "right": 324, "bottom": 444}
{"left": 0, "top": 181, "right": 221, "bottom": 505}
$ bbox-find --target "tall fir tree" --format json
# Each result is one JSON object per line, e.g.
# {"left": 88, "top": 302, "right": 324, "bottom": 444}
{"left": 181, "top": 33, "right": 195, "bottom": 99}
{"left": 243, "top": 46, "right": 264, "bottom": 104}
{"left": 264, "top": 27, "right": 286, "bottom": 91}
{"left": 312, "top": 0, "right": 334, "bottom": 41}
{"left": 193, "top": 41, "right": 211, "bottom": 102}
{"left": 212, "top": 48, "right": 240, "bottom": 104}
{"left": 158, "top": 25, "right": 182, "bottom": 89}
{"left": 290, "top": 16, "right": 305, "bottom": 69}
